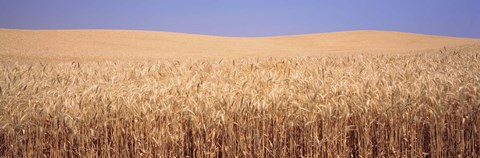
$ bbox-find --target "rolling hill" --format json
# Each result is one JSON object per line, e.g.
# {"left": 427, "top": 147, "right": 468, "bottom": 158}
{"left": 1, "top": 29, "right": 479, "bottom": 61}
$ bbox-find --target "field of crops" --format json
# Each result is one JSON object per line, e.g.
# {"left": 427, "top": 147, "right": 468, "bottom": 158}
{"left": 1, "top": 49, "right": 479, "bottom": 157}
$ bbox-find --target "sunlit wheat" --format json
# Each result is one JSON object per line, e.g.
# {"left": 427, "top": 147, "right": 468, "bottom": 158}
{"left": 0, "top": 49, "right": 479, "bottom": 157}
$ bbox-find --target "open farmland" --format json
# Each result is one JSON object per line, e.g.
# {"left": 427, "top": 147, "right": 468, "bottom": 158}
{"left": 1, "top": 30, "right": 480, "bottom": 157}
{"left": 2, "top": 29, "right": 480, "bottom": 61}
{"left": 1, "top": 49, "right": 480, "bottom": 157}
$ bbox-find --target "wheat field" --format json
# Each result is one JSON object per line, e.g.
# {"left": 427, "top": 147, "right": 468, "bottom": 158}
{"left": 1, "top": 47, "right": 479, "bottom": 157}
{"left": 2, "top": 29, "right": 480, "bottom": 61}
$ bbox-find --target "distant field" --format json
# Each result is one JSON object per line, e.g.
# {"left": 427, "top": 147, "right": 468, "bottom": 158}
{"left": 1, "top": 30, "right": 480, "bottom": 157}
{"left": 1, "top": 29, "right": 480, "bottom": 61}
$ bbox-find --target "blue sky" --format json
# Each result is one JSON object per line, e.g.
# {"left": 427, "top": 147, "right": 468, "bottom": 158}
{"left": 1, "top": 0, "right": 479, "bottom": 37}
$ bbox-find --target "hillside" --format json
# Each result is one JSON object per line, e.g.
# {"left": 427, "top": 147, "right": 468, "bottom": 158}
{"left": 1, "top": 29, "right": 479, "bottom": 61}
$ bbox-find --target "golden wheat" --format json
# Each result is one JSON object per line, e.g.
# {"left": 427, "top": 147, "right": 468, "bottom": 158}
{"left": 0, "top": 49, "right": 479, "bottom": 157}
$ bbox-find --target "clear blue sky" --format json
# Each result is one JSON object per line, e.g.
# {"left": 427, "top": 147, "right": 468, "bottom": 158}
{"left": 1, "top": 0, "right": 479, "bottom": 38}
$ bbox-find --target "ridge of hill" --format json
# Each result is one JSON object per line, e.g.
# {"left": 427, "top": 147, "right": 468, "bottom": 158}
{"left": 1, "top": 29, "right": 479, "bottom": 61}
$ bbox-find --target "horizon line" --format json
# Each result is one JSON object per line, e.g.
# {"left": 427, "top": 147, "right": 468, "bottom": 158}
{"left": 1, "top": 27, "right": 479, "bottom": 39}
